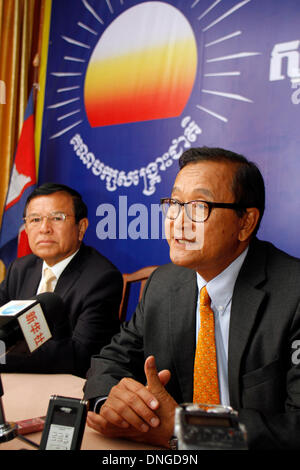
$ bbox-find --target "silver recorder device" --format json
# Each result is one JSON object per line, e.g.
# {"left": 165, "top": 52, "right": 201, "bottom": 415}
{"left": 173, "top": 403, "right": 248, "bottom": 450}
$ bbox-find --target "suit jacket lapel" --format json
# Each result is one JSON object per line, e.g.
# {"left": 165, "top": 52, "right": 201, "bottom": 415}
{"left": 228, "top": 239, "right": 267, "bottom": 409}
{"left": 54, "top": 247, "right": 83, "bottom": 298}
{"left": 19, "top": 257, "right": 43, "bottom": 297}
{"left": 169, "top": 268, "right": 198, "bottom": 402}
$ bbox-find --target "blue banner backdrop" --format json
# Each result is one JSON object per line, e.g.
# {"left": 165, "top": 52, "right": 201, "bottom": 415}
{"left": 38, "top": 0, "right": 300, "bottom": 277}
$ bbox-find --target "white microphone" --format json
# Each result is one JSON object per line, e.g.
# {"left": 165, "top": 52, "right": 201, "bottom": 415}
{"left": 0, "top": 293, "right": 66, "bottom": 354}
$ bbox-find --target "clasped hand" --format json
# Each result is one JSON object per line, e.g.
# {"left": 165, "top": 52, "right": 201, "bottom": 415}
{"left": 86, "top": 355, "right": 178, "bottom": 448}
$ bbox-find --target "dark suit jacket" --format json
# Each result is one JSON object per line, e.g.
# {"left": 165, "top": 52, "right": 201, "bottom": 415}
{"left": 84, "top": 238, "right": 300, "bottom": 449}
{"left": 0, "top": 243, "right": 123, "bottom": 377}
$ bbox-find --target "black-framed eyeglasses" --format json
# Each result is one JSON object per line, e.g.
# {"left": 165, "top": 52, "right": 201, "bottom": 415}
{"left": 23, "top": 212, "right": 75, "bottom": 227}
{"left": 160, "top": 198, "right": 247, "bottom": 223}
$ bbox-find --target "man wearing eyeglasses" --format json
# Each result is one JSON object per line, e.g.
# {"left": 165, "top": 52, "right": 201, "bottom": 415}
{"left": 0, "top": 183, "right": 123, "bottom": 377}
{"left": 84, "top": 147, "right": 300, "bottom": 450}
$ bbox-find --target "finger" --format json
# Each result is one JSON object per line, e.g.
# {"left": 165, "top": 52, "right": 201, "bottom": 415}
{"left": 87, "top": 411, "right": 102, "bottom": 430}
{"left": 87, "top": 403, "right": 129, "bottom": 431}
{"left": 101, "top": 400, "right": 150, "bottom": 433}
{"left": 87, "top": 411, "right": 128, "bottom": 436}
{"left": 119, "top": 377, "right": 159, "bottom": 411}
{"left": 86, "top": 411, "right": 107, "bottom": 433}
{"left": 145, "top": 355, "right": 170, "bottom": 396}
{"left": 158, "top": 369, "right": 171, "bottom": 387}
{"left": 103, "top": 379, "right": 160, "bottom": 430}
{"left": 87, "top": 411, "right": 113, "bottom": 428}
{"left": 87, "top": 412, "right": 149, "bottom": 441}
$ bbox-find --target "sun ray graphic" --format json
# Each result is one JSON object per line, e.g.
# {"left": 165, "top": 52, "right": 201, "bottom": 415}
{"left": 194, "top": 0, "right": 260, "bottom": 123}
{"left": 47, "top": 0, "right": 261, "bottom": 140}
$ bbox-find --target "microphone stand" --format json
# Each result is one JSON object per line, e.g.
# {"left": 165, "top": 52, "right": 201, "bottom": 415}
{"left": 0, "top": 373, "right": 17, "bottom": 443}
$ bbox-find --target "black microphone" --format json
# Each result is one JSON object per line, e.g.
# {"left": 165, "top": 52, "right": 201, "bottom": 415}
{"left": 32, "top": 293, "right": 70, "bottom": 341}
{"left": 0, "top": 292, "right": 69, "bottom": 354}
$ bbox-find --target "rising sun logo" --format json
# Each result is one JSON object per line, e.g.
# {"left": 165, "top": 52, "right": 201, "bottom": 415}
{"left": 44, "top": 0, "right": 260, "bottom": 195}
{"left": 84, "top": 3, "right": 198, "bottom": 127}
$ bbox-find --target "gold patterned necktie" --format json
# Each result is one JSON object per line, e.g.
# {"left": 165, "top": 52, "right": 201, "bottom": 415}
{"left": 193, "top": 286, "right": 220, "bottom": 405}
{"left": 39, "top": 267, "right": 56, "bottom": 293}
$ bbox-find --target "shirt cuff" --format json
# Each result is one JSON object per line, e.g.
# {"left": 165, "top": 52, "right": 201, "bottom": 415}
{"left": 93, "top": 397, "right": 107, "bottom": 413}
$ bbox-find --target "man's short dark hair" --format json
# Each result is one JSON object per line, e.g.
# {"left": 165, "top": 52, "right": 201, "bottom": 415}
{"left": 179, "top": 146, "right": 265, "bottom": 236}
{"left": 24, "top": 182, "right": 88, "bottom": 223}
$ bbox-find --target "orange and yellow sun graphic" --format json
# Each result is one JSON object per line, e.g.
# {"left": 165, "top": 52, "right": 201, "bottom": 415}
{"left": 84, "top": 2, "right": 197, "bottom": 127}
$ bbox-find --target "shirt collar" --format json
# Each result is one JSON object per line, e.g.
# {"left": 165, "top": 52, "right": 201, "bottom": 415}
{"left": 42, "top": 249, "right": 79, "bottom": 281}
{"left": 196, "top": 247, "right": 249, "bottom": 315}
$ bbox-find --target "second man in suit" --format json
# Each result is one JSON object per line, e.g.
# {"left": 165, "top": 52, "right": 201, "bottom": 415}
{"left": 0, "top": 183, "right": 123, "bottom": 377}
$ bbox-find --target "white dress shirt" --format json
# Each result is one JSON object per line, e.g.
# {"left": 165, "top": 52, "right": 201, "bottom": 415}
{"left": 196, "top": 247, "right": 248, "bottom": 406}
{"left": 37, "top": 250, "right": 79, "bottom": 294}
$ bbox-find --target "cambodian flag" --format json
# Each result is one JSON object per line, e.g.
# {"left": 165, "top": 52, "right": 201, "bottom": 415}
{"left": 0, "top": 89, "right": 36, "bottom": 267}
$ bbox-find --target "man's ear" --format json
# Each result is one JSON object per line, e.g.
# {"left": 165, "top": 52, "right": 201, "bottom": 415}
{"left": 78, "top": 218, "right": 89, "bottom": 241}
{"left": 238, "top": 208, "right": 260, "bottom": 242}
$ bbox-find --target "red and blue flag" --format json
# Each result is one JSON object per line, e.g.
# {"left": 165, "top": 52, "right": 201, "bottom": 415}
{"left": 0, "top": 89, "right": 36, "bottom": 267}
